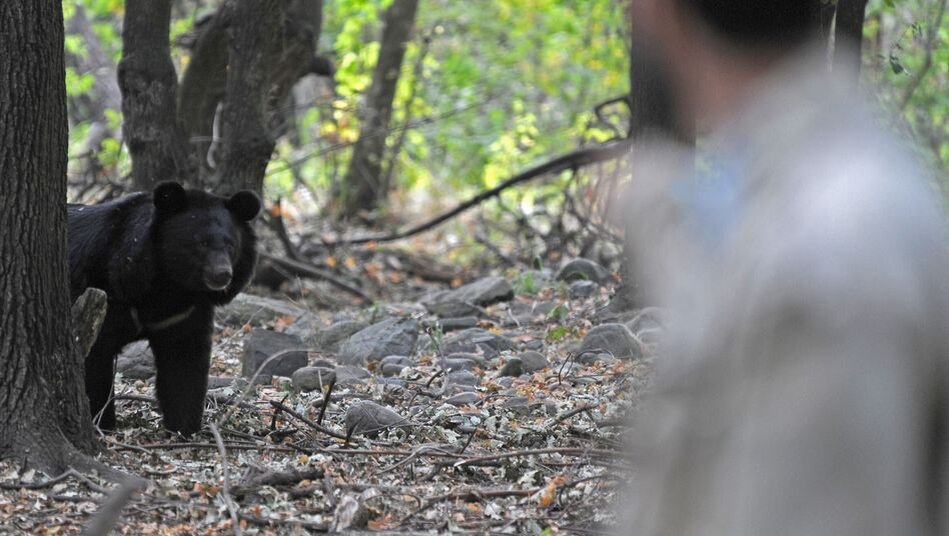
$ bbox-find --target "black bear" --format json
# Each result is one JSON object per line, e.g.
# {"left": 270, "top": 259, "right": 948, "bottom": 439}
{"left": 68, "top": 181, "right": 260, "bottom": 435}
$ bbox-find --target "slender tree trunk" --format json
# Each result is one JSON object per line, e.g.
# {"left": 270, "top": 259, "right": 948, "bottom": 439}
{"left": 0, "top": 0, "right": 99, "bottom": 471}
{"left": 607, "top": 34, "right": 692, "bottom": 315}
{"left": 833, "top": 0, "right": 870, "bottom": 79}
{"left": 338, "top": 0, "right": 419, "bottom": 219}
{"left": 118, "top": 0, "right": 194, "bottom": 191}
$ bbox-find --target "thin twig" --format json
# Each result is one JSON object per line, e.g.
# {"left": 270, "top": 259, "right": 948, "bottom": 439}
{"left": 269, "top": 400, "right": 348, "bottom": 440}
{"left": 210, "top": 423, "right": 242, "bottom": 536}
{"left": 259, "top": 252, "right": 370, "bottom": 300}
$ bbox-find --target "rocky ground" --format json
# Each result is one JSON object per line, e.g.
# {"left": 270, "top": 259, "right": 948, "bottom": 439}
{"left": 0, "top": 258, "right": 658, "bottom": 535}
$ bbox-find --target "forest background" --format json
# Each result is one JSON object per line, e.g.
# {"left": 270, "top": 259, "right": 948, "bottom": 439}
{"left": 64, "top": 0, "right": 949, "bottom": 273}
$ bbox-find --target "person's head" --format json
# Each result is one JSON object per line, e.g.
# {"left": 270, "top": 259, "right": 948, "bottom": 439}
{"left": 630, "top": 0, "right": 820, "bottom": 131}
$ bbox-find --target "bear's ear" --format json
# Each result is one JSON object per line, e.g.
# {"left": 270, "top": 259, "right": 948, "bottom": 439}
{"left": 226, "top": 190, "right": 262, "bottom": 221}
{"left": 153, "top": 181, "right": 187, "bottom": 214}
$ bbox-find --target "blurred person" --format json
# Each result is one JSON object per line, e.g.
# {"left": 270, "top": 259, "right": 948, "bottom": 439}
{"left": 620, "top": 1, "right": 949, "bottom": 535}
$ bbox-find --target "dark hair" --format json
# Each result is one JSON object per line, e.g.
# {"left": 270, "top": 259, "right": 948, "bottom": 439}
{"left": 679, "top": 1, "right": 819, "bottom": 46}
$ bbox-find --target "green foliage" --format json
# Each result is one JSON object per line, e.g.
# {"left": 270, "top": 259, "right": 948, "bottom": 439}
{"left": 61, "top": 0, "right": 947, "bottom": 207}
{"left": 512, "top": 271, "right": 542, "bottom": 295}
{"left": 866, "top": 0, "right": 949, "bottom": 178}
{"left": 545, "top": 324, "right": 580, "bottom": 343}
{"left": 278, "top": 0, "right": 630, "bottom": 205}
{"left": 546, "top": 303, "right": 570, "bottom": 323}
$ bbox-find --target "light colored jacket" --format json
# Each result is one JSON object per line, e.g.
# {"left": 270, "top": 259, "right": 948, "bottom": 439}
{"left": 621, "top": 51, "right": 949, "bottom": 535}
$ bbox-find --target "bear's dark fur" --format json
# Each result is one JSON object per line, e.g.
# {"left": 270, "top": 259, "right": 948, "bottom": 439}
{"left": 68, "top": 182, "right": 260, "bottom": 435}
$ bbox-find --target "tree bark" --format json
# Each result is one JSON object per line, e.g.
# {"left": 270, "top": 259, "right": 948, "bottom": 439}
{"left": 338, "top": 0, "right": 420, "bottom": 219}
{"left": 833, "top": 0, "right": 870, "bottom": 78}
{"left": 177, "top": 6, "right": 233, "bottom": 180}
{"left": 0, "top": 0, "right": 99, "bottom": 471}
{"left": 118, "top": 0, "right": 194, "bottom": 190}
{"left": 606, "top": 34, "right": 693, "bottom": 315}
{"left": 213, "top": 0, "right": 283, "bottom": 195}
{"left": 178, "top": 0, "right": 329, "bottom": 193}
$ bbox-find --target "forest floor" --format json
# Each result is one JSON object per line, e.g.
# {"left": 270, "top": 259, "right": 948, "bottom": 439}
{"left": 0, "top": 242, "right": 653, "bottom": 535}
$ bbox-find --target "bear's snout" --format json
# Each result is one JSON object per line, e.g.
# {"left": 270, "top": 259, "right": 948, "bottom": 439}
{"left": 204, "top": 254, "right": 233, "bottom": 291}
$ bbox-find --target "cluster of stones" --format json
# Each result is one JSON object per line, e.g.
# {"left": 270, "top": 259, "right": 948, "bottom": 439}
{"left": 115, "top": 258, "right": 660, "bottom": 435}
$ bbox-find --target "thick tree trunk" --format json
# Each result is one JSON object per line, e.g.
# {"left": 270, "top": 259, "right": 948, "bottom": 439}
{"left": 338, "top": 0, "right": 419, "bottom": 219}
{"left": 213, "top": 0, "right": 283, "bottom": 195}
{"left": 0, "top": 0, "right": 99, "bottom": 471}
{"left": 177, "top": 6, "right": 233, "bottom": 181}
{"left": 118, "top": 0, "right": 194, "bottom": 191}
{"left": 210, "top": 0, "right": 327, "bottom": 195}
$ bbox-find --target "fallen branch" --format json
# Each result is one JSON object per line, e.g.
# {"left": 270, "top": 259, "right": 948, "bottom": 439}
{"left": 259, "top": 252, "right": 370, "bottom": 301}
{"left": 210, "top": 423, "right": 242, "bottom": 536}
{"left": 81, "top": 478, "right": 145, "bottom": 536}
{"left": 325, "top": 139, "right": 634, "bottom": 246}
{"left": 269, "top": 400, "right": 349, "bottom": 440}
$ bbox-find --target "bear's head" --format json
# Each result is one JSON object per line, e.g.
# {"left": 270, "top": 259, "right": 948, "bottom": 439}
{"left": 150, "top": 181, "right": 261, "bottom": 302}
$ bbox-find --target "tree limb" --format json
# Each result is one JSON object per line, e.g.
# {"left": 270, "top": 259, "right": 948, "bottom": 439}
{"left": 899, "top": 0, "right": 947, "bottom": 111}
{"left": 325, "top": 139, "right": 634, "bottom": 246}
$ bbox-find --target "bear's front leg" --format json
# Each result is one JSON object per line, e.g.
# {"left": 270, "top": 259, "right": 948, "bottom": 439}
{"left": 85, "top": 336, "right": 124, "bottom": 431}
{"left": 148, "top": 306, "right": 213, "bottom": 435}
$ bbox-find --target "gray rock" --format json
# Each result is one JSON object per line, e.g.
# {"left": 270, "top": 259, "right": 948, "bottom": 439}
{"left": 218, "top": 293, "right": 309, "bottom": 327}
{"left": 576, "top": 352, "right": 616, "bottom": 365}
{"left": 292, "top": 367, "right": 336, "bottom": 392}
{"left": 310, "top": 319, "right": 370, "bottom": 353}
{"left": 116, "top": 341, "right": 155, "bottom": 380}
{"left": 381, "top": 363, "right": 406, "bottom": 377}
{"left": 625, "top": 307, "right": 665, "bottom": 335}
{"left": 568, "top": 280, "right": 598, "bottom": 299}
{"left": 443, "top": 358, "right": 481, "bottom": 372}
{"left": 495, "top": 377, "right": 515, "bottom": 388}
{"left": 442, "top": 328, "right": 516, "bottom": 358}
{"left": 379, "top": 355, "right": 413, "bottom": 376}
{"left": 637, "top": 327, "right": 663, "bottom": 346}
{"left": 523, "top": 340, "right": 545, "bottom": 351}
{"left": 311, "top": 358, "right": 337, "bottom": 369}
{"left": 379, "top": 355, "right": 414, "bottom": 368}
{"left": 381, "top": 377, "right": 406, "bottom": 388}
{"left": 424, "top": 316, "right": 479, "bottom": 332}
{"left": 335, "top": 365, "right": 371, "bottom": 386}
{"left": 447, "top": 370, "right": 481, "bottom": 388}
{"left": 556, "top": 258, "right": 613, "bottom": 285}
{"left": 444, "top": 353, "right": 486, "bottom": 367}
{"left": 423, "top": 276, "right": 514, "bottom": 317}
{"left": 345, "top": 401, "right": 408, "bottom": 437}
{"left": 241, "top": 329, "right": 309, "bottom": 382}
{"left": 578, "top": 323, "right": 643, "bottom": 360}
{"left": 207, "top": 376, "right": 234, "bottom": 389}
{"left": 501, "top": 396, "right": 533, "bottom": 416}
{"left": 498, "top": 358, "right": 524, "bottom": 377}
{"left": 337, "top": 318, "right": 418, "bottom": 366}
{"left": 518, "top": 351, "right": 549, "bottom": 373}
{"left": 444, "top": 392, "right": 480, "bottom": 406}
